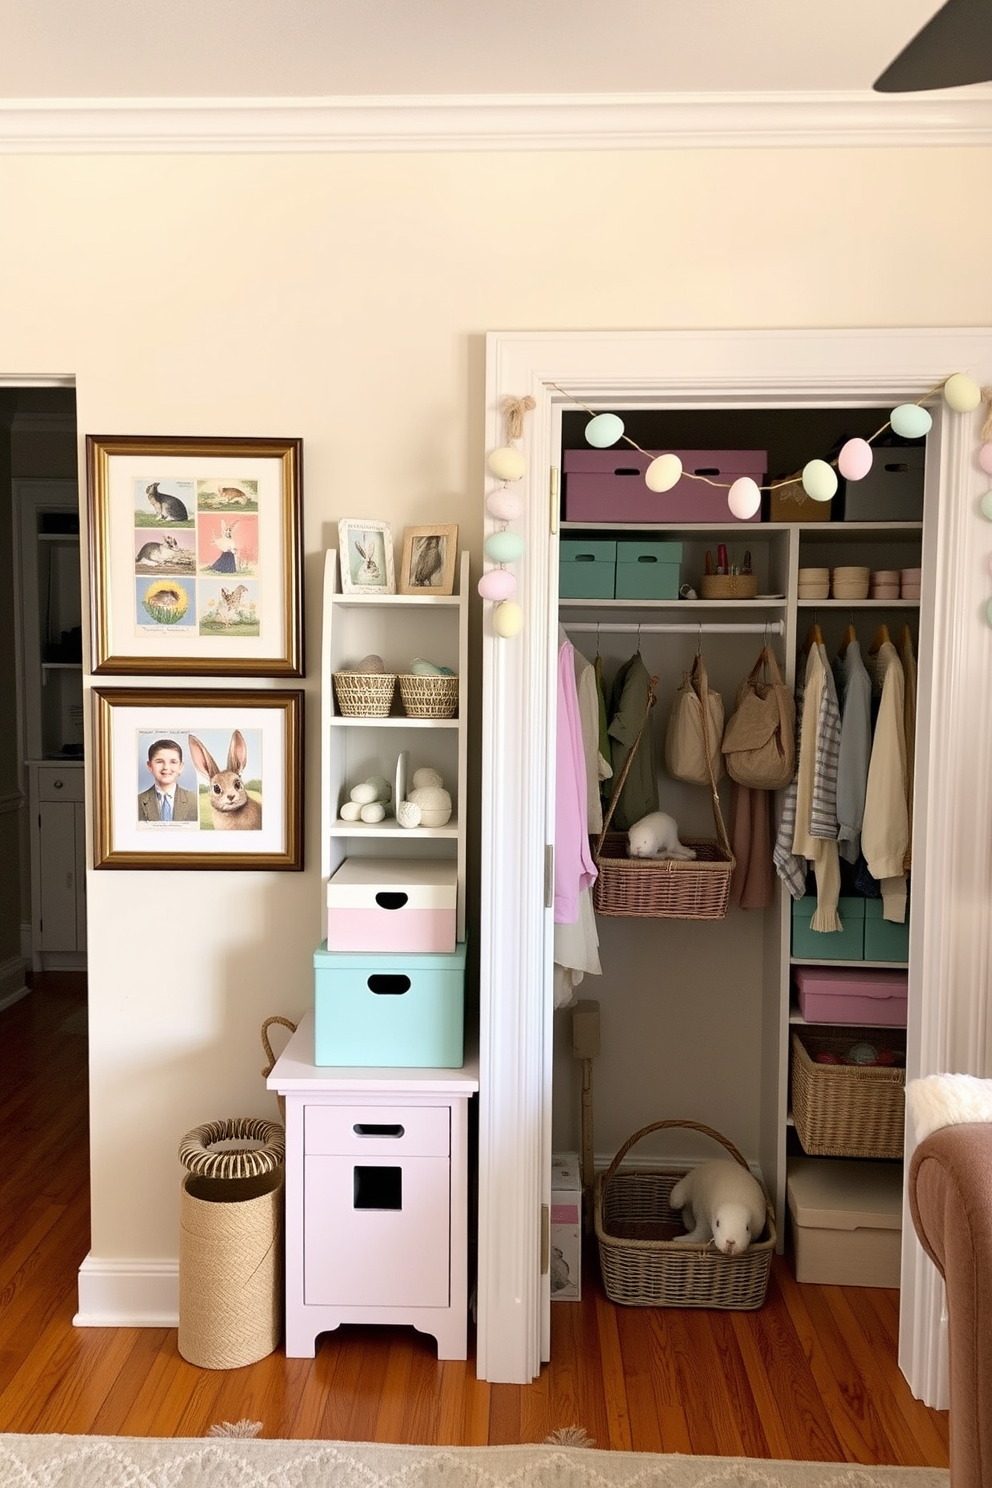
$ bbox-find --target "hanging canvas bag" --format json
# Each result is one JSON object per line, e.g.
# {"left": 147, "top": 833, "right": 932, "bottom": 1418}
{"left": 664, "top": 651, "right": 725, "bottom": 786}
{"left": 721, "top": 645, "right": 796, "bottom": 791}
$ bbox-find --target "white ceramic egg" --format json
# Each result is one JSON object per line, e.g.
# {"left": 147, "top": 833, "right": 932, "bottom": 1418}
{"left": 838, "top": 438, "right": 873, "bottom": 482}
{"left": 802, "top": 459, "right": 838, "bottom": 503}
{"left": 366, "top": 776, "right": 391, "bottom": 801}
{"left": 487, "top": 445, "right": 526, "bottom": 482}
{"left": 339, "top": 801, "right": 363, "bottom": 821}
{"left": 485, "top": 530, "right": 525, "bottom": 564}
{"left": 477, "top": 568, "right": 517, "bottom": 602}
{"left": 413, "top": 767, "right": 444, "bottom": 789}
{"left": 727, "top": 477, "right": 761, "bottom": 520}
{"left": 350, "top": 781, "right": 379, "bottom": 805}
{"left": 943, "top": 373, "right": 982, "bottom": 413}
{"left": 493, "top": 599, "right": 524, "bottom": 638}
{"left": 487, "top": 487, "right": 524, "bottom": 522}
{"left": 645, "top": 453, "right": 683, "bottom": 493}
{"left": 355, "top": 653, "right": 385, "bottom": 674}
{"left": 584, "top": 413, "right": 625, "bottom": 448}
{"left": 360, "top": 802, "right": 385, "bottom": 823}
{"left": 890, "top": 403, "right": 933, "bottom": 440}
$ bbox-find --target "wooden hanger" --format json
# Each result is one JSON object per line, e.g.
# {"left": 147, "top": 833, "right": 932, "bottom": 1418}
{"left": 838, "top": 622, "right": 858, "bottom": 658}
{"left": 869, "top": 622, "right": 891, "bottom": 655}
{"left": 803, "top": 620, "right": 824, "bottom": 653}
{"left": 899, "top": 622, "right": 915, "bottom": 654}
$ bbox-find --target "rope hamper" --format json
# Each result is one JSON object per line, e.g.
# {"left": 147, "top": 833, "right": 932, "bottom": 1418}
{"left": 178, "top": 1116, "right": 285, "bottom": 1369}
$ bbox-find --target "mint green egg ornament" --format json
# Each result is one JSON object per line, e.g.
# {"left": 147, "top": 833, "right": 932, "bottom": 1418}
{"left": 980, "top": 490, "right": 992, "bottom": 521}
{"left": 584, "top": 413, "right": 625, "bottom": 448}
{"left": 802, "top": 459, "right": 838, "bottom": 503}
{"left": 890, "top": 403, "right": 933, "bottom": 440}
{"left": 485, "top": 530, "right": 525, "bottom": 564}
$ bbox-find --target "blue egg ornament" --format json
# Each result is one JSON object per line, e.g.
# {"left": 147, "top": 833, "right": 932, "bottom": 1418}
{"left": 485, "top": 530, "right": 525, "bottom": 564}
{"left": 890, "top": 403, "right": 933, "bottom": 440}
{"left": 584, "top": 413, "right": 625, "bottom": 448}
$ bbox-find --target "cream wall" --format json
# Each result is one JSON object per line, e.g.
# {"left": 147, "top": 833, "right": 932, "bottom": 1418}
{"left": 1, "top": 145, "right": 990, "bottom": 1304}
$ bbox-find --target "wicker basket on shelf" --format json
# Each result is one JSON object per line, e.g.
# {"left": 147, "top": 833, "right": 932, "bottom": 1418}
{"left": 699, "top": 574, "right": 759, "bottom": 600}
{"left": 594, "top": 1119, "right": 775, "bottom": 1310}
{"left": 791, "top": 1027, "right": 906, "bottom": 1159}
{"left": 332, "top": 671, "right": 397, "bottom": 717}
{"left": 592, "top": 676, "right": 734, "bottom": 920}
{"left": 398, "top": 673, "right": 459, "bottom": 719}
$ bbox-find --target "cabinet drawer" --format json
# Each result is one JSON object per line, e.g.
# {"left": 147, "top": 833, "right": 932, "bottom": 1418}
{"left": 305, "top": 1103, "right": 450, "bottom": 1157}
{"left": 37, "top": 765, "right": 83, "bottom": 803}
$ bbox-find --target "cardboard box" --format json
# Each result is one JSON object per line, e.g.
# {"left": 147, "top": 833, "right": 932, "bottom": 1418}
{"left": 550, "top": 1152, "right": 582, "bottom": 1300}
{"left": 562, "top": 449, "right": 765, "bottom": 524}
{"left": 787, "top": 1157, "right": 902, "bottom": 1287}
{"left": 768, "top": 472, "right": 832, "bottom": 523}
{"left": 793, "top": 966, "right": 907, "bottom": 1026}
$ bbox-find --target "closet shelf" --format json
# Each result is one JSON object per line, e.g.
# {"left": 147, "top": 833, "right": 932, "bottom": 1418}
{"left": 558, "top": 598, "right": 787, "bottom": 611}
{"left": 328, "top": 715, "right": 460, "bottom": 729}
{"left": 790, "top": 957, "right": 908, "bottom": 971}
{"left": 796, "top": 599, "right": 920, "bottom": 610}
{"left": 328, "top": 818, "right": 460, "bottom": 840}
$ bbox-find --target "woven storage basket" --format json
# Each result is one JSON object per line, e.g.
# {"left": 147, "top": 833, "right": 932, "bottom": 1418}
{"left": 332, "top": 671, "right": 397, "bottom": 717}
{"left": 791, "top": 1027, "right": 906, "bottom": 1159}
{"left": 592, "top": 675, "right": 734, "bottom": 920}
{"left": 699, "top": 574, "right": 759, "bottom": 600}
{"left": 398, "top": 673, "right": 459, "bottom": 718}
{"left": 595, "top": 1120, "right": 775, "bottom": 1310}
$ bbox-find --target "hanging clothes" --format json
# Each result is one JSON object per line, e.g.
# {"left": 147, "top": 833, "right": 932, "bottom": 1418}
{"left": 572, "top": 642, "right": 612, "bottom": 836}
{"left": 863, "top": 638, "right": 909, "bottom": 923}
{"left": 728, "top": 780, "right": 773, "bottom": 910}
{"left": 790, "top": 643, "right": 842, "bottom": 932}
{"left": 773, "top": 657, "right": 809, "bottom": 900}
{"left": 833, "top": 637, "right": 872, "bottom": 865}
{"left": 594, "top": 653, "right": 611, "bottom": 808}
{"left": 553, "top": 635, "right": 600, "bottom": 1009}
{"left": 605, "top": 651, "right": 659, "bottom": 833}
{"left": 900, "top": 626, "right": 917, "bottom": 874}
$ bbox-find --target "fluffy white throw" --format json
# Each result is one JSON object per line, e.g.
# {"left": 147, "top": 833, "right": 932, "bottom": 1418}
{"left": 905, "top": 1073, "right": 992, "bottom": 1143}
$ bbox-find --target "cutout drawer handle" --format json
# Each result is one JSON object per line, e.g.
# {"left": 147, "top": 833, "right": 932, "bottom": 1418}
{"left": 375, "top": 891, "right": 408, "bottom": 910}
{"left": 367, "top": 974, "right": 411, "bottom": 995}
{"left": 353, "top": 1123, "right": 405, "bottom": 1138}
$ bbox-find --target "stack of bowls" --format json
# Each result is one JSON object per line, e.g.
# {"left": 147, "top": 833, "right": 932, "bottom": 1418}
{"left": 901, "top": 567, "right": 922, "bottom": 600}
{"left": 798, "top": 566, "right": 830, "bottom": 600}
{"left": 831, "top": 566, "right": 870, "bottom": 601}
{"left": 870, "top": 569, "right": 900, "bottom": 600}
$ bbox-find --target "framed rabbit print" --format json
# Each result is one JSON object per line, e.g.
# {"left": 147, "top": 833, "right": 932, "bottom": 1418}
{"left": 87, "top": 435, "right": 304, "bottom": 676}
{"left": 92, "top": 687, "right": 304, "bottom": 869}
{"left": 337, "top": 519, "right": 395, "bottom": 595}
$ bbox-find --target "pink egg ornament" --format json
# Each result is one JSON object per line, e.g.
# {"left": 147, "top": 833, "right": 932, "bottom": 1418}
{"left": 979, "top": 443, "right": 992, "bottom": 477}
{"left": 487, "top": 487, "right": 524, "bottom": 522}
{"left": 477, "top": 568, "right": 518, "bottom": 602}
{"left": 838, "top": 438, "right": 873, "bottom": 482}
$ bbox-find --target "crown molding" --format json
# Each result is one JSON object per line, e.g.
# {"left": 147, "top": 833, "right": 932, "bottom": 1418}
{"left": 1, "top": 88, "right": 991, "bottom": 153}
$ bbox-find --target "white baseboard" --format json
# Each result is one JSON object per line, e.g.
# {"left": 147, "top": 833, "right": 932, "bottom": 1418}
{"left": 74, "top": 1253, "right": 179, "bottom": 1327}
{"left": 0, "top": 953, "right": 29, "bottom": 1013}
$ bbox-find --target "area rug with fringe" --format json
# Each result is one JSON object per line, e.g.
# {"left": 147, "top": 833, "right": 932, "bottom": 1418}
{"left": 0, "top": 1434, "right": 949, "bottom": 1488}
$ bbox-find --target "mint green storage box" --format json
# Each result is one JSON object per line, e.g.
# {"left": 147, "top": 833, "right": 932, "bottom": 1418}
{"left": 791, "top": 896, "right": 865, "bottom": 960}
{"left": 314, "top": 940, "right": 465, "bottom": 1068}
{"left": 559, "top": 538, "right": 616, "bottom": 599}
{"left": 615, "top": 540, "right": 682, "bottom": 600}
{"left": 864, "top": 899, "right": 909, "bottom": 963}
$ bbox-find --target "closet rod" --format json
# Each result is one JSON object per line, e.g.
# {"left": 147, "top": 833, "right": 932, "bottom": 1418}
{"left": 563, "top": 619, "right": 785, "bottom": 636}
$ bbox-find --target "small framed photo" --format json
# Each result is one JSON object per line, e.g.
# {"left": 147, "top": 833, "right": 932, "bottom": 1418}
{"left": 338, "top": 519, "right": 395, "bottom": 595}
{"left": 398, "top": 524, "right": 459, "bottom": 596}
{"left": 93, "top": 687, "right": 304, "bottom": 869}
{"left": 87, "top": 434, "right": 304, "bottom": 676}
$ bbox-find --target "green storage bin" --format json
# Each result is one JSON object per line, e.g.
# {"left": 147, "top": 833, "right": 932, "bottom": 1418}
{"left": 559, "top": 538, "right": 616, "bottom": 599}
{"left": 792, "top": 895, "right": 865, "bottom": 960}
{"left": 615, "top": 540, "right": 682, "bottom": 600}
{"left": 864, "top": 899, "right": 909, "bottom": 963}
{"left": 313, "top": 940, "right": 466, "bottom": 1068}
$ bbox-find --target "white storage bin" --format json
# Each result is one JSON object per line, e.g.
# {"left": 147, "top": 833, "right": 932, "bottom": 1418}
{"left": 326, "top": 856, "right": 457, "bottom": 953}
{"left": 787, "top": 1156, "right": 903, "bottom": 1288}
{"left": 550, "top": 1152, "right": 582, "bottom": 1300}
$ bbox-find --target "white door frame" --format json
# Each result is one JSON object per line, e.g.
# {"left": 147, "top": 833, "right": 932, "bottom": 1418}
{"left": 477, "top": 327, "right": 992, "bottom": 1397}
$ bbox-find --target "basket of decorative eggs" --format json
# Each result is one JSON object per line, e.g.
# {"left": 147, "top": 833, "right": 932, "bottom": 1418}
{"left": 791, "top": 1027, "right": 906, "bottom": 1159}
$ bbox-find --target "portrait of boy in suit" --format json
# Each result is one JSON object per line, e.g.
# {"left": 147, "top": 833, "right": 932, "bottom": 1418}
{"left": 137, "top": 738, "right": 199, "bottom": 824}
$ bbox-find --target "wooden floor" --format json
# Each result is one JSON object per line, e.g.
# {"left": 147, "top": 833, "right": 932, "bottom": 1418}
{"left": 0, "top": 972, "right": 949, "bottom": 1463}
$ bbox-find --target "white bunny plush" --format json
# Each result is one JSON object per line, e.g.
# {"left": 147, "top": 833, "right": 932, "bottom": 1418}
{"left": 669, "top": 1160, "right": 766, "bottom": 1256}
{"left": 626, "top": 811, "right": 696, "bottom": 861}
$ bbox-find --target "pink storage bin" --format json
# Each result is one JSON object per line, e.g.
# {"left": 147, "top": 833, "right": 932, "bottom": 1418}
{"left": 563, "top": 449, "right": 766, "bottom": 524}
{"left": 794, "top": 967, "right": 908, "bottom": 1027}
{"left": 326, "top": 856, "right": 457, "bottom": 954}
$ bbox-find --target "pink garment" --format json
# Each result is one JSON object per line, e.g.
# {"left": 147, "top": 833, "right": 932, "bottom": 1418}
{"left": 555, "top": 639, "right": 597, "bottom": 924}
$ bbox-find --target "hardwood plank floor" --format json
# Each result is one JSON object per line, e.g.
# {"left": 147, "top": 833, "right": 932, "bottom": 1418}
{"left": 0, "top": 973, "right": 949, "bottom": 1464}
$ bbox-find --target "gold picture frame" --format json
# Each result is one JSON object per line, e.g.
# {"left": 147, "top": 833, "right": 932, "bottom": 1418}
{"left": 87, "top": 434, "right": 304, "bottom": 676}
{"left": 93, "top": 687, "right": 304, "bottom": 869}
{"left": 397, "top": 524, "right": 459, "bottom": 596}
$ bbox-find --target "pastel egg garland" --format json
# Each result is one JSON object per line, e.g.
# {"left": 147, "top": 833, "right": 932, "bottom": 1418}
{"left": 480, "top": 393, "right": 535, "bottom": 638}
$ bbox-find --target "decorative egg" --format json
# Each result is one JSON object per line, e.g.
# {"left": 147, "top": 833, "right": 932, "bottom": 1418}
{"left": 355, "top": 653, "right": 385, "bottom": 674}
{"left": 645, "top": 453, "right": 683, "bottom": 493}
{"left": 838, "top": 438, "right": 873, "bottom": 482}
{"left": 979, "top": 442, "right": 992, "bottom": 476}
{"left": 339, "top": 800, "right": 363, "bottom": 821}
{"left": 493, "top": 599, "right": 524, "bottom": 638}
{"left": 485, "top": 530, "right": 525, "bottom": 564}
{"left": 396, "top": 800, "right": 422, "bottom": 829}
{"left": 986, "top": 598, "right": 992, "bottom": 630}
{"left": 890, "top": 403, "right": 933, "bottom": 440}
{"left": 406, "top": 785, "right": 452, "bottom": 827}
{"left": 477, "top": 567, "right": 517, "bottom": 602}
{"left": 943, "top": 372, "right": 982, "bottom": 413}
{"left": 413, "top": 767, "right": 444, "bottom": 789}
{"left": 584, "top": 413, "right": 625, "bottom": 448}
{"left": 847, "top": 1041, "right": 878, "bottom": 1065}
{"left": 802, "top": 459, "right": 838, "bottom": 503}
{"left": 981, "top": 491, "right": 992, "bottom": 521}
{"left": 366, "top": 776, "right": 391, "bottom": 801}
{"left": 359, "top": 801, "right": 385, "bottom": 823}
{"left": 727, "top": 476, "right": 761, "bottom": 520}
{"left": 487, "top": 487, "right": 524, "bottom": 522}
{"left": 350, "top": 781, "right": 380, "bottom": 805}
{"left": 487, "top": 445, "right": 526, "bottom": 482}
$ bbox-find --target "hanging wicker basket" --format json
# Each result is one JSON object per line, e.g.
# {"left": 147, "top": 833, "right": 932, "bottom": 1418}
{"left": 594, "top": 1119, "right": 775, "bottom": 1310}
{"left": 592, "top": 674, "right": 735, "bottom": 920}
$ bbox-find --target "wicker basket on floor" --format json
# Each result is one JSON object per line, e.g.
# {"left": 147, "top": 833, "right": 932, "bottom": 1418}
{"left": 332, "top": 670, "right": 397, "bottom": 717}
{"left": 592, "top": 675, "right": 734, "bottom": 920}
{"left": 791, "top": 1027, "right": 906, "bottom": 1159}
{"left": 595, "top": 1119, "right": 775, "bottom": 1310}
{"left": 398, "top": 673, "right": 459, "bottom": 718}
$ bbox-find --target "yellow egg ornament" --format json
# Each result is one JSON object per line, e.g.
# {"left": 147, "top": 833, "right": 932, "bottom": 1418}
{"left": 802, "top": 459, "right": 838, "bottom": 503}
{"left": 645, "top": 453, "right": 683, "bottom": 493}
{"left": 488, "top": 445, "right": 527, "bottom": 482}
{"left": 943, "top": 373, "right": 982, "bottom": 414}
{"left": 493, "top": 600, "right": 523, "bottom": 638}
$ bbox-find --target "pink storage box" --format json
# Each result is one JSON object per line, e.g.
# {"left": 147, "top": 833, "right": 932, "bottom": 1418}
{"left": 794, "top": 967, "right": 908, "bottom": 1027}
{"left": 326, "top": 856, "right": 457, "bottom": 953}
{"left": 562, "top": 449, "right": 766, "bottom": 524}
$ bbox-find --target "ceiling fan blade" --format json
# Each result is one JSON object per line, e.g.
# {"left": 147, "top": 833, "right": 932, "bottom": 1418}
{"left": 873, "top": 0, "right": 992, "bottom": 91}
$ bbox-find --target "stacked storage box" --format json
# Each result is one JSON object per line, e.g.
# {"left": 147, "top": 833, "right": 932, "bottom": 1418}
{"left": 561, "top": 449, "right": 766, "bottom": 524}
{"left": 316, "top": 856, "right": 465, "bottom": 1068}
{"left": 791, "top": 895, "right": 909, "bottom": 963}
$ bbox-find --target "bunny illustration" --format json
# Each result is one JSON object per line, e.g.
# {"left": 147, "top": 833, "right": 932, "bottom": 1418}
{"left": 215, "top": 583, "right": 249, "bottom": 625}
{"left": 353, "top": 533, "right": 382, "bottom": 586}
{"left": 135, "top": 533, "right": 179, "bottom": 566}
{"left": 145, "top": 482, "right": 189, "bottom": 522}
{"left": 216, "top": 485, "right": 250, "bottom": 506}
{"left": 209, "top": 519, "right": 239, "bottom": 574}
{"left": 188, "top": 730, "right": 262, "bottom": 831}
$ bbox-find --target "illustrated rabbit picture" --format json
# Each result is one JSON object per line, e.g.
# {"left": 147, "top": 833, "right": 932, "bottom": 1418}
{"left": 188, "top": 728, "right": 263, "bottom": 831}
{"left": 338, "top": 519, "right": 395, "bottom": 594}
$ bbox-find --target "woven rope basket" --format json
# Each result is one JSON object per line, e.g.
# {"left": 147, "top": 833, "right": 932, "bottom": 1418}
{"left": 594, "top": 1120, "right": 775, "bottom": 1310}
{"left": 398, "top": 673, "right": 459, "bottom": 718}
{"left": 791, "top": 1028, "right": 906, "bottom": 1159}
{"left": 593, "top": 676, "right": 734, "bottom": 920}
{"left": 332, "top": 671, "right": 397, "bottom": 717}
{"left": 699, "top": 574, "right": 759, "bottom": 600}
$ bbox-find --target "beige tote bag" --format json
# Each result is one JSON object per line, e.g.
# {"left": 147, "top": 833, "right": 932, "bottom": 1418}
{"left": 664, "top": 652, "right": 725, "bottom": 785}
